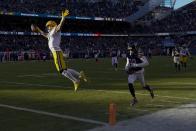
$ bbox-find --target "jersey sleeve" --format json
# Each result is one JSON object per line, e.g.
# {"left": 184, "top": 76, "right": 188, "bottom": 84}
{"left": 136, "top": 56, "right": 149, "bottom": 67}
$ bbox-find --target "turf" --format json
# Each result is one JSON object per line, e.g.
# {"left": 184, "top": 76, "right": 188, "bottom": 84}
{"left": 0, "top": 56, "right": 196, "bottom": 131}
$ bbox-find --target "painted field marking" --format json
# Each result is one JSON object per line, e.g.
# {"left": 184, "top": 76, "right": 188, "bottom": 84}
{"left": 0, "top": 81, "right": 68, "bottom": 88}
{"left": 1, "top": 81, "right": 196, "bottom": 101}
{"left": 132, "top": 108, "right": 149, "bottom": 112}
{"left": 96, "top": 90, "right": 196, "bottom": 101}
{"left": 146, "top": 104, "right": 165, "bottom": 107}
{"left": 17, "top": 73, "right": 58, "bottom": 78}
{"left": 0, "top": 103, "right": 108, "bottom": 126}
{"left": 159, "top": 100, "right": 183, "bottom": 104}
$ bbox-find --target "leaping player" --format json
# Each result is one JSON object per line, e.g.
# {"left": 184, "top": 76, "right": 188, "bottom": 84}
{"left": 31, "top": 10, "right": 87, "bottom": 91}
{"left": 125, "top": 45, "right": 154, "bottom": 106}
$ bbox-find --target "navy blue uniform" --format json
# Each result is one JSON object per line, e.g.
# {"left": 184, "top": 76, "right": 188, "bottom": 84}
{"left": 127, "top": 54, "right": 143, "bottom": 73}
{"left": 111, "top": 50, "right": 117, "bottom": 57}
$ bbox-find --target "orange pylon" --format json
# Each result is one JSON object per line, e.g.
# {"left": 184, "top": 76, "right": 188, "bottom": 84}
{"left": 109, "top": 103, "right": 117, "bottom": 126}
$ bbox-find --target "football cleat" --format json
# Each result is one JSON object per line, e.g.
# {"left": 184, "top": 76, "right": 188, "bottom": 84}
{"left": 130, "top": 98, "right": 138, "bottom": 107}
{"left": 79, "top": 71, "right": 87, "bottom": 82}
{"left": 150, "top": 89, "right": 154, "bottom": 99}
{"left": 144, "top": 85, "right": 154, "bottom": 99}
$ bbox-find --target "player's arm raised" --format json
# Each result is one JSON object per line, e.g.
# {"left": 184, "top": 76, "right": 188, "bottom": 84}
{"left": 36, "top": 26, "right": 48, "bottom": 39}
{"left": 56, "top": 9, "right": 69, "bottom": 32}
{"left": 31, "top": 24, "right": 48, "bottom": 39}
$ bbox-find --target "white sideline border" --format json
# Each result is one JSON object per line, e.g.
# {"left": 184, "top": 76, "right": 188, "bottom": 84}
{"left": 0, "top": 104, "right": 108, "bottom": 126}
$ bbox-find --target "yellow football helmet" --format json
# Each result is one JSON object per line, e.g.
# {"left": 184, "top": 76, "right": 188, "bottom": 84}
{"left": 46, "top": 20, "right": 57, "bottom": 27}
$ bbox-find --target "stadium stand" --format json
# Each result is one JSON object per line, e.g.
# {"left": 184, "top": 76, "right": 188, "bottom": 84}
{"left": 0, "top": 0, "right": 196, "bottom": 62}
{"left": 135, "top": 1, "right": 196, "bottom": 33}
{"left": 0, "top": 0, "right": 142, "bottom": 18}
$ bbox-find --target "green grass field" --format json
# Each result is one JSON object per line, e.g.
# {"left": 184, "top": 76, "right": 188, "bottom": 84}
{"left": 0, "top": 56, "right": 196, "bottom": 131}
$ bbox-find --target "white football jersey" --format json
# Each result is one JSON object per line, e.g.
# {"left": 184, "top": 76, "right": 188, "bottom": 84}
{"left": 47, "top": 27, "right": 62, "bottom": 51}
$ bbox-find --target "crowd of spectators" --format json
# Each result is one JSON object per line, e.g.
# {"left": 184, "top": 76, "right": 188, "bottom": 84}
{"left": 0, "top": 0, "right": 143, "bottom": 18}
{"left": 136, "top": 1, "right": 196, "bottom": 33}
{"left": 0, "top": 1, "right": 196, "bottom": 62}
{"left": 0, "top": 34, "right": 194, "bottom": 62}
{"left": 1, "top": 1, "right": 196, "bottom": 34}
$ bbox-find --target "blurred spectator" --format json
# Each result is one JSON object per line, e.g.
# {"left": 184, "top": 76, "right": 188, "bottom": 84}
{"left": 0, "top": 0, "right": 139, "bottom": 18}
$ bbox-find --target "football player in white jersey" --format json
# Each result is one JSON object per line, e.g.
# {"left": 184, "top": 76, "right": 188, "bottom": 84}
{"left": 31, "top": 10, "right": 87, "bottom": 91}
{"left": 172, "top": 47, "right": 180, "bottom": 71}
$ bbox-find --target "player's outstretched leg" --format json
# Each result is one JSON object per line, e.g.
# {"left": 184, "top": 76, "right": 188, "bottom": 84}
{"left": 62, "top": 69, "right": 80, "bottom": 91}
{"left": 143, "top": 85, "right": 154, "bottom": 99}
{"left": 128, "top": 83, "right": 138, "bottom": 106}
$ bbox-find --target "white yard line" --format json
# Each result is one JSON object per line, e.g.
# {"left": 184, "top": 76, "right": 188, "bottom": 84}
{"left": 136, "top": 92, "right": 196, "bottom": 100}
{"left": 17, "top": 73, "right": 58, "bottom": 78}
{"left": 132, "top": 108, "right": 149, "bottom": 112}
{"left": 96, "top": 90, "right": 196, "bottom": 100}
{"left": 1, "top": 81, "right": 196, "bottom": 101}
{"left": 159, "top": 100, "right": 183, "bottom": 104}
{"left": 146, "top": 104, "right": 165, "bottom": 107}
{"left": 0, "top": 103, "right": 108, "bottom": 126}
{"left": 150, "top": 82, "right": 196, "bottom": 86}
{"left": 0, "top": 81, "right": 68, "bottom": 88}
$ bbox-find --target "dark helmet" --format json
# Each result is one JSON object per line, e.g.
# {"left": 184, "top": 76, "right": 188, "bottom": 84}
{"left": 128, "top": 45, "right": 137, "bottom": 55}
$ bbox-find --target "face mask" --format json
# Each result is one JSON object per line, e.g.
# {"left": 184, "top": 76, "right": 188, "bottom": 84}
{"left": 130, "top": 50, "right": 134, "bottom": 55}
{"left": 47, "top": 28, "right": 52, "bottom": 33}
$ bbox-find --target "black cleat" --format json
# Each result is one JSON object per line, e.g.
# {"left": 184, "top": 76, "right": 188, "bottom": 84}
{"left": 130, "top": 98, "right": 138, "bottom": 107}
{"left": 144, "top": 85, "right": 155, "bottom": 99}
{"left": 149, "top": 88, "right": 154, "bottom": 99}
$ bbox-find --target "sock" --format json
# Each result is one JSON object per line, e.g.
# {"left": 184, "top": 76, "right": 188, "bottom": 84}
{"left": 67, "top": 68, "right": 80, "bottom": 78}
{"left": 174, "top": 63, "right": 177, "bottom": 69}
{"left": 143, "top": 85, "right": 152, "bottom": 92}
{"left": 62, "top": 70, "right": 78, "bottom": 82}
{"left": 128, "top": 83, "right": 136, "bottom": 98}
{"left": 115, "top": 63, "right": 117, "bottom": 69}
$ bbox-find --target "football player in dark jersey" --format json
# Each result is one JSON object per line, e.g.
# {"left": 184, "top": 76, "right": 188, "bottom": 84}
{"left": 125, "top": 45, "right": 154, "bottom": 106}
{"left": 111, "top": 48, "right": 118, "bottom": 71}
{"left": 172, "top": 47, "right": 181, "bottom": 71}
